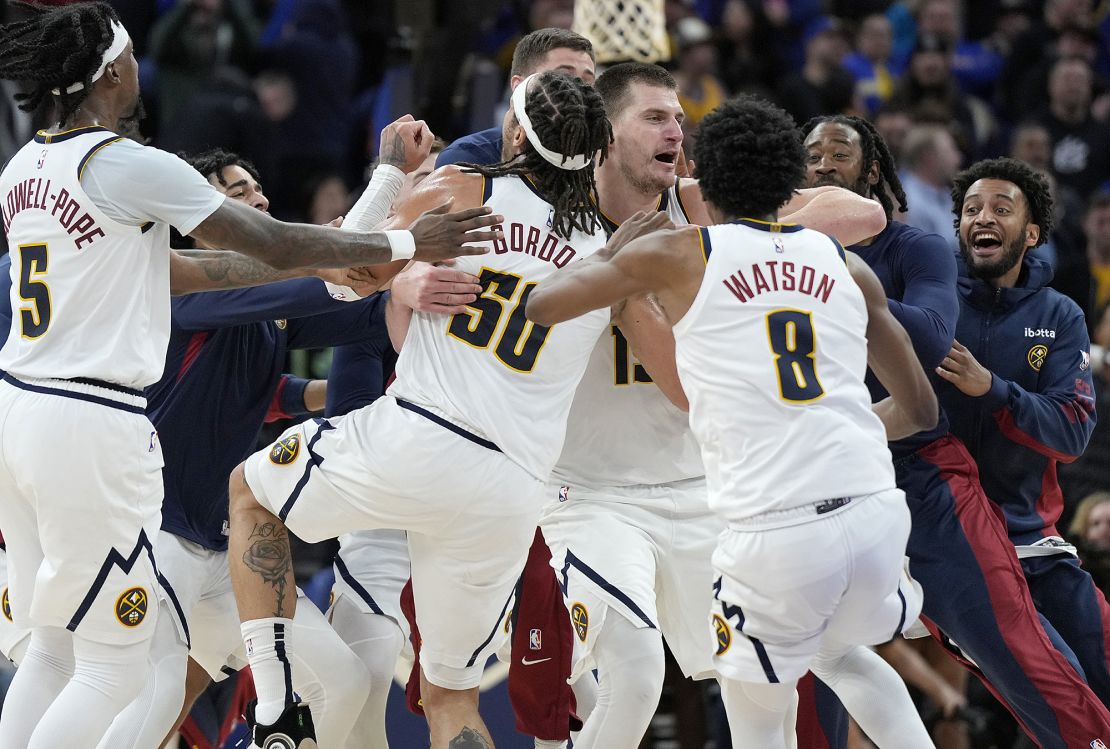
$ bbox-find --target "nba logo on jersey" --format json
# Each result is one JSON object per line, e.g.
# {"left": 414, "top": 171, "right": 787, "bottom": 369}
{"left": 1091, "top": 740, "right": 1108, "bottom": 748}
{"left": 558, "top": 486, "right": 569, "bottom": 503}
{"left": 36, "top": 150, "right": 47, "bottom": 169}
{"left": 773, "top": 237, "right": 785, "bottom": 254}
{"left": 529, "top": 628, "right": 542, "bottom": 650}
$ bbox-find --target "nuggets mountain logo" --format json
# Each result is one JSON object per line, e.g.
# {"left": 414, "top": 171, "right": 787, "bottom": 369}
{"left": 713, "top": 614, "right": 731, "bottom": 655}
{"left": 1, "top": 587, "right": 10, "bottom": 622}
{"left": 571, "top": 602, "right": 589, "bottom": 642}
{"left": 1028, "top": 344, "right": 1048, "bottom": 372}
{"left": 115, "top": 587, "right": 148, "bottom": 627}
{"left": 269, "top": 434, "right": 300, "bottom": 465}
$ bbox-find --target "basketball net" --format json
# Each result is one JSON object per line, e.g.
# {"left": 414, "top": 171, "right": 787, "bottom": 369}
{"left": 572, "top": 0, "right": 670, "bottom": 64}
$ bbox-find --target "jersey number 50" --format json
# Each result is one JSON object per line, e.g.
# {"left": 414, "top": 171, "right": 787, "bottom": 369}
{"left": 447, "top": 268, "right": 552, "bottom": 373}
{"left": 767, "top": 309, "right": 823, "bottom": 402}
{"left": 17, "top": 243, "right": 51, "bottom": 340}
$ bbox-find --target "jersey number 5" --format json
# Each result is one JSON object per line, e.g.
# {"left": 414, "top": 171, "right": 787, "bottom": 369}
{"left": 18, "top": 243, "right": 51, "bottom": 340}
{"left": 447, "top": 268, "right": 552, "bottom": 373}
{"left": 766, "top": 309, "right": 823, "bottom": 402}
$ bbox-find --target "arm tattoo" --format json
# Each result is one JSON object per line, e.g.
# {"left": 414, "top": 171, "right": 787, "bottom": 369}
{"left": 242, "top": 521, "right": 293, "bottom": 617}
{"left": 448, "top": 727, "right": 491, "bottom": 749}
{"left": 175, "top": 250, "right": 306, "bottom": 290}
{"left": 379, "top": 129, "right": 408, "bottom": 169}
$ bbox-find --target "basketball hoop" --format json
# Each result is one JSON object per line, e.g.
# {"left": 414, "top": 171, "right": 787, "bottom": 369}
{"left": 572, "top": 0, "right": 670, "bottom": 64}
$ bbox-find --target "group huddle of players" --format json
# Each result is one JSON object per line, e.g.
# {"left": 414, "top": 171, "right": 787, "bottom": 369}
{"left": 0, "top": 5, "right": 1108, "bottom": 749}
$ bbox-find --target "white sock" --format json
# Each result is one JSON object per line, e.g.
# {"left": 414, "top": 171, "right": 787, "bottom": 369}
{"left": 811, "top": 645, "right": 934, "bottom": 749}
{"left": 535, "top": 740, "right": 568, "bottom": 748}
{"left": 241, "top": 617, "right": 296, "bottom": 725}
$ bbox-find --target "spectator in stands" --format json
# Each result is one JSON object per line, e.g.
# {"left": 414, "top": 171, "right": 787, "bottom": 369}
{"left": 1032, "top": 56, "right": 1110, "bottom": 198}
{"left": 1002, "top": 0, "right": 1097, "bottom": 119}
{"left": 672, "top": 16, "right": 727, "bottom": 147}
{"left": 776, "top": 15, "right": 854, "bottom": 127}
{"left": 1070, "top": 491, "right": 1110, "bottom": 597}
{"left": 890, "top": 33, "right": 985, "bottom": 156}
{"left": 304, "top": 173, "right": 352, "bottom": 226}
{"left": 715, "top": 0, "right": 776, "bottom": 98}
{"left": 842, "top": 13, "right": 898, "bottom": 115}
{"left": 1011, "top": 121, "right": 1055, "bottom": 172}
{"left": 149, "top": 0, "right": 260, "bottom": 131}
{"left": 1060, "top": 302, "right": 1110, "bottom": 516}
{"left": 873, "top": 103, "right": 914, "bottom": 166}
{"left": 1085, "top": 192, "right": 1110, "bottom": 311}
{"left": 899, "top": 124, "right": 963, "bottom": 248}
{"left": 914, "top": 0, "right": 1005, "bottom": 97}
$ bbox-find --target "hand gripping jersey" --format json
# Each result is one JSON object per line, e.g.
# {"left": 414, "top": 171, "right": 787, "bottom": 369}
{"left": 673, "top": 220, "right": 896, "bottom": 523}
{"left": 389, "top": 175, "right": 609, "bottom": 479}
{"left": 0, "top": 129, "right": 173, "bottom": 388}
{"left": 552, "top": 181, "right": 704, "bottom": 490}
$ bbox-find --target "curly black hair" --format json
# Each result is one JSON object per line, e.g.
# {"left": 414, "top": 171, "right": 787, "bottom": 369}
{"left": 464, "top": 71, "right": 612, "bottom": 240}
{"left": 0, "top": 1, "right": 122, "bottom": 128}
{"left": 692, "top": 94, "right": 805, "bottom": 221}
{"left": 183, "top": 148, "right": 262, "bottom": 185}
{"left": 950, "top": 157, "right": 1054, "bottom": 246}
{"left": 800, "top": 114, "right": 907, "bottom": 221}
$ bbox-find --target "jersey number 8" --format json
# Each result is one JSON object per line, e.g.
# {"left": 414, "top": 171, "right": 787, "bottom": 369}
{"left": 766, "top": 309, "right": 823, "bottom": 402}
{"left": 447, "top": 268, "right": 552, "bottom": 373}
{"left": 17, "top": 243, "right": 51, "bottom": 340}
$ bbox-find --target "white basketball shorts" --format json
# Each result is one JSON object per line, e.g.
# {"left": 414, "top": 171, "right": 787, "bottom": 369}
{"left": 541, "top": 478, "right": 722, "bottom": 681}
{"left": 0, "top": 378, "right": 163, "bottom": 645}
{"left": 243, "top": 395, "right": 544, "bottom": 690}
{"left": 710, "top": 488, "right": 922, "bottom": 684}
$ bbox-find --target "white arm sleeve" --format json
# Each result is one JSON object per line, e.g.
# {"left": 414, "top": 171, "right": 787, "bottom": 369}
{"left": 343, "top": 164, "right": 405, "bottom": 232}
{"left": 80, "top": 139, "right": 226, "bottom": 233}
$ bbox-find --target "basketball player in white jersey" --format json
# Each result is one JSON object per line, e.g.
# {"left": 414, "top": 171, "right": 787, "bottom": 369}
{"left": 227, "top": 70, "right": 615, "bottom": 749}
{"left": 0, "top": 5, "right": 497, "bottom": 748}
{"left": 538, "top": 63, "right": 889, "bottom": 749}
{"left": 526, "top": 95, "right": 937, "bottom": 748}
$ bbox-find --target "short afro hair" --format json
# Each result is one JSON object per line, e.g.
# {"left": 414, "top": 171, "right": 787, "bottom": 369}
{"left": 693, "top": 95, "right": 805, "bottom": 220}
{"left": 950, "top": 157, "right": 1054, "bottom": 246}
{"left": 183, "top": 148, "right": 262, "bottom": 185}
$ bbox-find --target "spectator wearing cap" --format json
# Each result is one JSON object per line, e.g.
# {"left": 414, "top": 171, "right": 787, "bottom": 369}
{"left": 897, "top": 124, "right": 963, "bottom": 249}
{"left": 842, "top": 13, "right": 899, "bottom": 115}
{"left": 1031, "top": 56, "right": 1110, "bottom": 198}
{"left": 890, "top": 33, "right": 986, "bottom": 156}
{"left": 774, "top": 15, "right": 855, "bottom": 126}
{"left": 672, "top": 16, "right": 727, "bottom": 138}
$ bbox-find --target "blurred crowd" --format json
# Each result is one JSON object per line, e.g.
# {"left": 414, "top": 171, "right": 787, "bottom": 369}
{"left": 1, "top": 1, "right": 1110, "bottom": 747}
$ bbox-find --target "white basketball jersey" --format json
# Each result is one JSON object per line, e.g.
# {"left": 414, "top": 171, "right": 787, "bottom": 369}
{"left": 673, "top": 220, "right": 895, "bottom": 523}
{"left": 553, "top": 181, "right": 703, "bottom": 490}
{"left": 0, "top": 129, "right": 171, "bottom": 388}
{"left": 389, "top": 175, "right": 609, "bottom": 479}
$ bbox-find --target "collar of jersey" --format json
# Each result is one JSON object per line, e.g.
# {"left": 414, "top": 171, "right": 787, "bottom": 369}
{"left": 35, "top": 126, "right": 115, "bottom": 144}
{"left": 730, "top": 218, "right": 803, "bottom": 233}
{"left": 597, "top": 191, "right": 670, "bottom": 234}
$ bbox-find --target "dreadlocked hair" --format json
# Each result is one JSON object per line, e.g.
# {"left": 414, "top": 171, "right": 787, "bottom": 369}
{"left": 950, "top": 157, "right": 1054, "bottom": 246}
{"left": 462, "top": 71, "right": 612, "bottom": 240}
{"left": 800, "top": 114, "right": 907, "bottom": 221}
{"left": 183, "top": 148, "right": 262, "bottom": 184}
{"left": 0, "top": 1, "right": 120, "bottom": 127}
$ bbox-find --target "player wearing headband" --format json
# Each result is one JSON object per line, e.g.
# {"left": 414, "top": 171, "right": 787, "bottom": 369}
{"left": 0, "top": 3, "right": 497, "bottom": 747}
{"left": 227, "top": 70, "right": 615, "bottom": 749}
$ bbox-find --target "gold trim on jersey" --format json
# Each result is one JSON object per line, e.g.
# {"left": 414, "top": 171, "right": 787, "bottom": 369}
{"left": 765, "top": 308, "right": 825, "bottom": 404}
{"left": 78, "top": 137, "right": 124, "bottom": 180}
{"left": 17, "top": 242, "right": 51, "bottom": 341}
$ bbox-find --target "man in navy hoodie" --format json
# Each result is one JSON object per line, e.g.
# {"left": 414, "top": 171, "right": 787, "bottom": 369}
{"left": 937, "top": 157, "right": 1110, "bottom": 707}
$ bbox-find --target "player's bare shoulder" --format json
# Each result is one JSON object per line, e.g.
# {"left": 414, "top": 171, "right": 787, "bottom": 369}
{"left": 415, "top": 165, "right": 485, "bottom": 209}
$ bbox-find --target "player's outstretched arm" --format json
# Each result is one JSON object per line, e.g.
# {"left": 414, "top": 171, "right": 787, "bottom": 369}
{"left": 848, "top": 253, "right": 939, "bottom": 439}
{"left": 186, "top": 190, "right": 499, "bottom": 272}
{"left": 780, "top": 187, "right": 886, "bottom": 246}
{"left": 526, "top": 212, "right": 677, "bottom": 326}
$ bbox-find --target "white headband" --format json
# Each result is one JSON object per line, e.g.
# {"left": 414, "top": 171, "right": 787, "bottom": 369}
{"left": 511, "top": 74, "right": 592, "bottom": 171}
{"left": 51, "top": 20, "right": 130, "bottom": 96}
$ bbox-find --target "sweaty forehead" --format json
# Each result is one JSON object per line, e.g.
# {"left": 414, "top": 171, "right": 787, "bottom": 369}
{"left": 804, "top": 122, "right": 860, "bottom": 149}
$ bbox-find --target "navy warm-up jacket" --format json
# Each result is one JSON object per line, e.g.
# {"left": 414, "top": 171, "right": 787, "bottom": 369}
{"left": 939, "top": 254, "right": 1097, "bottom": 542}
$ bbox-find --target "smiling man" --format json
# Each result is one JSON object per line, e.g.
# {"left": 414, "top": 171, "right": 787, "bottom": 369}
{"left": 936, "top": 157, "right": 1110, "bottom": 714}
